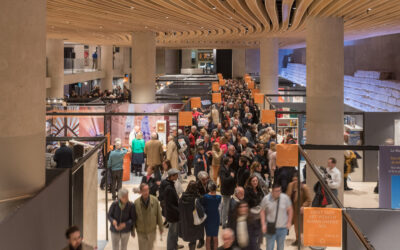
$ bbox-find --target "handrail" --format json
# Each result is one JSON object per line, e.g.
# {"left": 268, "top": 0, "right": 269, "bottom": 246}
{"left": 298, "top": 145, "right": 375, "bottom": 250}
{"left": 264, "top": 94, "right": 307, "bottom": 97}
{"left": 46, "top": 112, "right": 179, "bottom": 116}
{"left": 71, "top": 137, "right": 107, "bottom": 175}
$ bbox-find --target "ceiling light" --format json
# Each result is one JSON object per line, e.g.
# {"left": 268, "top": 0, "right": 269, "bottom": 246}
{"left": 118, "top": 21, "right": 122, "bottom": 24}
{"left": 229, "top": 16, "right": 233, "bottom": 19}
{"left": 99, "top": 26, "right": 103, "bottom": 29}
{"left": 130, "top": 6, "right": 135, "bottom": 9}
{"left": 145, "top": 26, "right": 148, "bottom": 29}
{"left": 166, "top": 16, "right": 169, "bottom": 19}
{"left": 367, "top": 8, "right": 372, "bottom": 11}
{"left": 292, "top": 7, "right": 296, "bottom": 10}
{"left": 212, "top": 6, "right": 216, "bottom": 10}
{"left": 201, "top": 26, "right": 204, "bottom": 29}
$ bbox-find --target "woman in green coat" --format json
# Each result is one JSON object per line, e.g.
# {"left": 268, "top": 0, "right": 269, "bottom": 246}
{"left": 131, "top": 132, "right": 145, "bottom": 176}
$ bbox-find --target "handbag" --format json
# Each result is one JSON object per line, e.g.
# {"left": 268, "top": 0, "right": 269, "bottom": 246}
{"left": 267, "top": 197, "right": 280, "bottom": 235}
{"left": 193, "top": 198, "right": 207, "bottom": 225}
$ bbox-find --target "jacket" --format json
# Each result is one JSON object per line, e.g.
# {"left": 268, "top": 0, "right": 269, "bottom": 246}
{"left": 108, "top": 200, "right": 136, "bottom": 233}
{"left": 134, "top": 195, "right": 164, "bottom": 234}
{"left": 144, "top": 139, "right": 163, "bottom": 166}
{"left": 244, "top": 186, "right": 264, "bottom": 208}
{"left": 166, "top": 140, "right": 179, "bottom": 169}
{"left": 178, "top": 192, "right": 204, "bottom": 242}
{"left": 237, "top": 167, "right": 250, "bottom": 187}
{"left": 54, "top": 145, "right": 74, "bottom": 168}
{"left": 212, "top": 149, "right": 223, "bottom": 166}
{"left": 107, "top": 148, "right": 128, "bottom": 171}
{"left": 196, "top": 180, "right": 209, "bottom": 196}
{"left": 220, "top": 165, "right": 236, "bottom": 196}
{"left": 194, "top": 153, "right": 208, "bottom": 178}
{"left": 131, "top": 138, "right": 145, "bottom": 153}
{"left": 163, "top": 179, "right": 180, "bottom": 223}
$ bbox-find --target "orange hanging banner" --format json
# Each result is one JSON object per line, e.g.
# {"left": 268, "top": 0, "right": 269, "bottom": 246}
{"left": 276, "top": 144, "right": 298, "bottom": 167}
{"left": 261, "top": 110, "right": 276, "bottom": 124}
{"left": 178, "top": 111, "right": 193, "bottom": 126}
{"left": 217, "top": 73, "right": 223, "bottom": 79}
{"left": 254, "top": 93, "right": 264, "bottom": 104}
{"left": 219, "top": 79, "right": 226, "bottom": 86}
{"left": 212, "top": 82, "right": 220, "bottom": 92}
{"left": 251, "top": 88, "right": 260, "bottom": 95}
{"left": 122, "top": 152, "right": 131, "bottom": 181}
{"left": 303, "top": 208, "right": 342, "bottom": 247}
{"left": 212, "top": 93, "right": 222, "bottom": 103}
{"left": 247, "top": 81, "right": 255, "bottom": 89}
{"left": 191, "top": 97, "right": 201, "bottom": 109}
{"left": 245, "top": 76, "right": 252, "bottom": 83}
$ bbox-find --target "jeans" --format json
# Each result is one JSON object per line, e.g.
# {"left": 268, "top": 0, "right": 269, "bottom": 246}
{"left": 248, "top": 219, "right": 261, "bottom": 250}
{"left": 266, "top": 228, "right": 288, "bottom": 250}
{"left": 111, "top": 232, "right": 130, "bottom": 250}
{"left": 167, "top": 222, "right": 179, "bottom": 250}
{"left": 221, "top": 195, "right": 231, "bottom": 227}
{"left": 111, "top": 170, "right": 123, "bottom": 199}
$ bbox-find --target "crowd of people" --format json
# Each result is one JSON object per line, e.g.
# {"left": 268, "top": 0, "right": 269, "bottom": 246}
{"left": 63, "top": 79, "right": 348, "bottom": 250}
{"left": 67, "top": 85, "right": 131, "bottom": 102}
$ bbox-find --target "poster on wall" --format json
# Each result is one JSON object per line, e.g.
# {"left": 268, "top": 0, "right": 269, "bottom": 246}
{"left": 379, "top": 146, "right": 400, "bottom": 209}
{"left": 394, "top": 120, "right": 400, "bottom": 145}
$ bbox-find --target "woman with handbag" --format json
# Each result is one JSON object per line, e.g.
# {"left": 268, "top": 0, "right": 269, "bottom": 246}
{"left": 243, "top": 175, "right": 265, "bottom": 250}
{"left": 178, "top": 181, "right": 205, "bottom": 250}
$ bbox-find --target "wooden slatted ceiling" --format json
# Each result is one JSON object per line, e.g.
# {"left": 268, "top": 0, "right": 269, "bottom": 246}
{"left": 46, "top": 0, "right": 400, "bottom": 48}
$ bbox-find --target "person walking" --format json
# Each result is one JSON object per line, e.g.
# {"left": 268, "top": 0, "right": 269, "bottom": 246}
{"left": 178, "top": 181, "right": 205, "bottom": 250}
{"left": 108, "top": 188, "right": 136, "bottom": 250}
{"left": 260, "top": 183, "right": 293, "bottom": 250}
{"left": 54, "top": 142, "right": 74, "bottom": 168}
{"left": 250, "top": 161, "right": 269, "bottom": 195}
{"left": 201, "top": 182, "right": 221, "bottom": 250}
{"left": 286, "top": 172, "right": 312, "bottom": 246}
{"left": 217, "top": 229, "right": 241, "bottom": 250}
{"left": 162, "top": 168, "right": 182, "bottom": 250}
{"left": 211, "top": 142, "right": 223, "bottom": 185}
{"left": 134, "top": 183, "right": 164, "bottom": 250}
{"left": 167, "top": 135, "right": 179, "bottom": 170}
{"left": 326, "top": 157, "right": 341, "bottom": 197}
{"left": 220, "top": 157, "right": 235, "bottom": 228}
{"left": 194, "top": 146, "right": 209, "bottom": 179}
{"left": 140, "top": 166, "right": 159, "bottom": 196}
{"left": 108, "top": 139, "right": 128, "bottom": 200}
{"left": 144, "top": 132, "right": 164, "bottom": 180}
{"left": 131, "top": 132, "right": 145, "bottom": 176}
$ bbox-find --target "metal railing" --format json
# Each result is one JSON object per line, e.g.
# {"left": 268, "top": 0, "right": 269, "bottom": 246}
{"left": 297, "top": 144, "right": 377, "bottom": 250}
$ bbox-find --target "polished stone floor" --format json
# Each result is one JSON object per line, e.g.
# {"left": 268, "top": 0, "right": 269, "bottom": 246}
{"left": 96, "top": 172, "right": 378, "bottom": 250}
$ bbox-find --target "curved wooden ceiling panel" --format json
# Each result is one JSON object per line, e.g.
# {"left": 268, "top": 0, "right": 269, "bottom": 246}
{"left": 46, "top": 0, "right": 400, "bottom": 48}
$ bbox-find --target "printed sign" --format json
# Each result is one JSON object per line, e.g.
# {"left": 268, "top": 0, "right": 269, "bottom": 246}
{"left": 212, "top": 93, "right": 222, "bottom": 103}
{"left": 261, "top": 110, "right": 276, "bottom": 124}
{"left": 212, "top": 82, "right": 220, "bottom": 92}
{"left": 303, "top": 207, "right": 342, "bottom": 247}
{"left": 178, "top": 111, "right": 193, "bottom": 126}
{"left": 276, "top": 144, "right": 298, "bottom": 167}
{"left": 379, "top": 146, "right": 400, "bottom": 208}
{"left": 254, "top": 93, "right": 264, "bottom": 104}
{"left": 191, "top": 97, "right": 201, "bottom": 109}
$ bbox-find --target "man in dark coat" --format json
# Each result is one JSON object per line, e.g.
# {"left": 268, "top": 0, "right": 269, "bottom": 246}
{"left": 220, "top": 157, "right": 236, "bottom": 228}
{"left": 54, "top": 142, "right": 74, "bottom": 168}
{"left": 163, "top": 168, "right": 182, "bottom": 250}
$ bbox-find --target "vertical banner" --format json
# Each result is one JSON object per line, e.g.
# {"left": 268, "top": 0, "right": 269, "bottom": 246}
{"left": 212, "top": 82, "right": 220, "bottom": 92}
{"left": 251, "top": 88, "right": 260, "bottom": 96}
{"left": 212, "top": 93, "right": 222, "bottom": 103}
{"left": 178, "top": 111, "right": 193, "bottom": 126}
{"left": 123, "top": 152, "right": 131, "bottom": 181}
{"left": 303, "top": 207, "right": 342, "bottom": 247}
{"left": 247, "top": 81, "right": 255, "bottom": 89}
{"left": 261, "top": 110, "right": 276, "bottom": 124}
{"left": 379, "top": 146, "right": 400, "bottom": 208}
{"left": 276, "top": 144, "right": 298, "bottom": 167}
{"left": 191, "top": 97, "right": 201, "bottom": 109}
{"left": 254, "top": 93, "right": 264, "bottom": 104}
{"left": 219, "top": 79, "right": 226, "bottom": 86}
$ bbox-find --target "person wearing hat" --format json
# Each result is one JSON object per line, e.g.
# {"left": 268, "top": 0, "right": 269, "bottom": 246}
{"left": 160, "top": 168, "right": 183, "bottom": 250}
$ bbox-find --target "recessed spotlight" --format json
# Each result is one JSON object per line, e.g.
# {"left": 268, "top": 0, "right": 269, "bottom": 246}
{"left": 65, "top": 21, "right": 70, "bottom": 24}
{"left": 118, "top": 21, "right": 122, "bottom": 24}
{"left": 367, "top": 8, "right": 372, "bottom": 11}
{"left": 186, "top": 22, "right": 190, "bottom": 24}
{"left": 292, "top": 7, "right": 296, "bottom": 10}
{"left": 130, "top": 6, "right": 135, "bottom": 9}
{"left": 99, "top": 26, "right": 103, "bottom": 29}
{"left": 145, "top": 26, "right": 148, "bottom": 29}
{"left": 212, "top": 6, "right": 216, "bottom": 10}
{"left": 201, "top": 26, "right": 204, "bottom": 29}
{"left": 166, "top": 16, "right": 169, "bottom": 19}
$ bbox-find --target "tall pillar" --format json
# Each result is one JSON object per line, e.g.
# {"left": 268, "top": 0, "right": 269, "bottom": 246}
{"left": 232, "top": 48, "right": 246, "bottom": 79}
{"left": 46, "top": 39, "right": 64, "bottom": 98}
{"left": 156, "top": 48, "right": 166, "bottom": 75}
{"left": 165, "top": 49, "right": 180, "bottom": 74}
{"left": 306, "top": 17, "right": 345, "bottom": 202}
{"left": 131, "top": 31, "right": 156, "bottom": 103}
{"left": 181, "top": 49, "right": 192, "bottom": 69}
{"left": 260, "top": 38, "right": 279, "bottom": 94}
{"left": 100, "top": 45, "right": 113, "bottom": 91}
{"left": 0, "top": 0, "right": 45, "bottom": 204}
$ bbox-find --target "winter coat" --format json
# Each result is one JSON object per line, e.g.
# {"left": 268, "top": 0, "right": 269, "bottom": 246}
{"left": 163, "top": 179, "right": 180, "bottom": 223}
{"left": 212, "top": 149, "right": 223, "bottom": 166}
{"left": 134, "top": 195, "right": 164, "bottom": 234}
{"left": 108, "top": 200, "right": 136, "bottom": 233}
{"left": 220, "top": 165, "right": 236, "bottom": 196}
{"left": 237, "top": 167, "right": 250, "bottom": 187}
{"left": 167, "top": 140, "right": 179, "bottom": 169}
{"left": 178, "top": 192, "right": 205, "bottom": 242}
{"left": 244, "top": 186, "right": 264, "bottom": 208}
{"left": 141, "top": 175, "right": 158, "bottom": 196}
{"left": 144, "top": 139, "right": 164, "bottom": 166}
{"left": 194, "top": 153, "right": 209, "bottom": 178}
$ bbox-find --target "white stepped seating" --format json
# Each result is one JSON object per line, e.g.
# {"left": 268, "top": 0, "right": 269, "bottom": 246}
{"left": 280, "top": 64, "right": 400, "bottom": 112}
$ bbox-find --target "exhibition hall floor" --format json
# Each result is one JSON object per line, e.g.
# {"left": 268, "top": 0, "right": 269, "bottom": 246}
{"left": 96, "top": 173, "right": 378, "bottom": 250}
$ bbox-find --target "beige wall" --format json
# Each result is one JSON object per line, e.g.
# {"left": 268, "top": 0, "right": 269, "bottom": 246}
{"left": 156, "top": 48, "right": 166, "bottom": 75}
{"left": 245, "top": 48, "right": 260, "bottom": 74}
{"left": 165, "top": 49, "right": 180, "bottom": 74}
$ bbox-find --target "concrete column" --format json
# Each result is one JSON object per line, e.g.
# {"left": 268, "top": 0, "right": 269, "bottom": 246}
{"left": 260, "top": 38, "right": 279, "bottom": 94}
{"left": 165, "top": 49, "right": 180, "bottom": 74}
{"left": 156, "top": 48, "right": 166, "bottom": 75}
{"left": 181, "top": 49, "right": 192, "bottom": 68}
{"left": 100, "top": 45, "right": 113, "bottom": 91}
{"left": 46, "top": 39, "right": 64, "bottom": 98}
{"left": 306, "top": 17, "right": 345, "bottom": 202}
{"left": 232, "top": 48, "right": 246, "bottom": 78}
{"left": 245, "top": 48, "right": 260, "bottom": 75}
{"left": 131, "top": 31, "right": 156, "bottom": 103}
{"left": 0, "top": 0, "right": 45, "bottom": 204}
